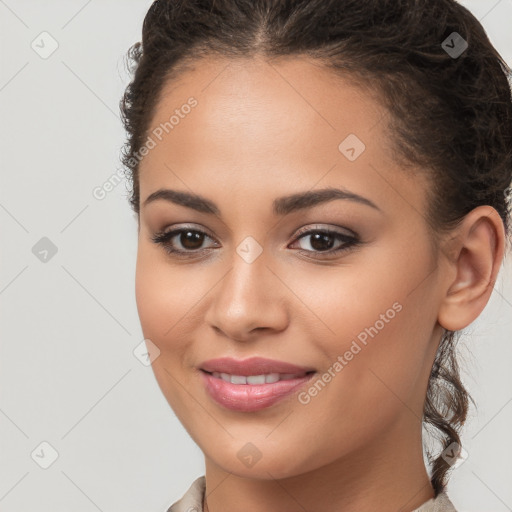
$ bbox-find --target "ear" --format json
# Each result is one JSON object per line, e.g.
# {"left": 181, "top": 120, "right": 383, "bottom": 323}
{"left": 437, "top": 206, "right": 506, "bottom": 332}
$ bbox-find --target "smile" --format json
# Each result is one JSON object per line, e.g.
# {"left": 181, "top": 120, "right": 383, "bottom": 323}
{"left": 207, "top": 371, "right": 310, "bottom": 384}
{"left": 200, "top": 369, "right": 316, "bottom": 412}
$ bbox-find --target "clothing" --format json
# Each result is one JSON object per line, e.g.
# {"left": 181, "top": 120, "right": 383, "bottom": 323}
{"left": 166, "top": 475, "right": 458, "bottom": 512}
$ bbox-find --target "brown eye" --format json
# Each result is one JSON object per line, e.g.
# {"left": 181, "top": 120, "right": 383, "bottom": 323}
{"left": 177, "top": 230, "right": 206, "bottom": 250}
{"left": 289, "top": 226, "right": 361, "bottom": 259}
{"left": 304, "top": 232, "right": 337, "bottom": 251}
{"left": 151, "top": 226, "right": 219, "bottom": 257}
{"left": 151, "top": 224, "right": 361, "bottom": 260}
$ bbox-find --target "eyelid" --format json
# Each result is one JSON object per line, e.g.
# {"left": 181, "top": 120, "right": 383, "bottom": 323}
{"left": 156, "top": 222, "right": 356, "bottom": 245}
{"left": 162, "top": 223, "right": 218, "bottom": 241}
{"left": 292, "top": 223, "right": 358, "bottom": 239}
{"left": 150, "top": 224, "right": 220, "bottom": 257}
{"left": 287, "top": 225, "right": 360, "bottom": 257}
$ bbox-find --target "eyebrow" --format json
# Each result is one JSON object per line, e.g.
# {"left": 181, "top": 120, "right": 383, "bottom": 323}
{"left": 142, "top": 186, "right": 381, "bottom": 216}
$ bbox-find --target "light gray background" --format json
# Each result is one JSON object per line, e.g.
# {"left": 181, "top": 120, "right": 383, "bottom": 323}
{"left": 0, "top": 1, "right": 511, "bottom": 511}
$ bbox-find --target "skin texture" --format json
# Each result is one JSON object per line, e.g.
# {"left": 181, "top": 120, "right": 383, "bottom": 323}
{"left": 135, "top": 55, "right": 505, "bottom": 512}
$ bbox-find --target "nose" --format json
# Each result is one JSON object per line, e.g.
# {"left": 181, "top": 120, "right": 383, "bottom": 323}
{"left": 204, "top": 249, "right": 289, "bottom": 342}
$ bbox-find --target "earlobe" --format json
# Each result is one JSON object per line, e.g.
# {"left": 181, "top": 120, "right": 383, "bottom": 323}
{"left": 437, "top": 206, "right": 505, "bottom": 332}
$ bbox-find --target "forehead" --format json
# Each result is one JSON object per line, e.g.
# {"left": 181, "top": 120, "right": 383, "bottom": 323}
{"left": 138, "top": 55, "right": 423, "bottom": 217}
{"left": 144, "top": 55, "right": 387, "bottom": 156}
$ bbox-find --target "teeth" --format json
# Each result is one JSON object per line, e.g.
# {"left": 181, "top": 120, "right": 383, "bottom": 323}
{"left": 211, "top": 371, "right": 305, "bottom": 384}
{"left": 230, "top": 374, "right": 247, "bottom": 384}
{"left": 247, "top": 375, "right": 267, "bottom": 385}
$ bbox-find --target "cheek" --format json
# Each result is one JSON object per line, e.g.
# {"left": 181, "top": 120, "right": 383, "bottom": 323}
{"left": 285, "top": 247, "right": 429, "bottom": 351}
{"left": 134, "top": 244, "right": 222, "bottom": 380}
{"left": 134, "top": 249, "right": 202, "bottom": 419}
{"left": 134, "top": 248, "right": 194, "bottom": 383}
{"left": 290, "top": 247, "right": 436, "bottom": 424}
{"left": 135, "top": 244, "right": 198, "bottom": 342}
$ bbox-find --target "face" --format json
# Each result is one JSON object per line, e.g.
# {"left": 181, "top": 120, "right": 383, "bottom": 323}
{"left": 135, "top": 55, "right": 446, "bottom": 479}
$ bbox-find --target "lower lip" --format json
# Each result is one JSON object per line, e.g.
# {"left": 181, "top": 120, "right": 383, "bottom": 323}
{"left": 200, "top": 370, "right": 316, "bottom": 412}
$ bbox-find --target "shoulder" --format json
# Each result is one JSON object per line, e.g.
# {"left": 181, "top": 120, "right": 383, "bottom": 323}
{"left": 166, "top": 475, "right": 206, "bottom": 512}
{"left": 412, "top": 490, "right": 458, "bottom": 512}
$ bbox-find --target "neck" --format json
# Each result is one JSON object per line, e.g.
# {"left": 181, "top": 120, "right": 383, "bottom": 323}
{"left": 202, "top": 414, "right": 435, "bottom": 512}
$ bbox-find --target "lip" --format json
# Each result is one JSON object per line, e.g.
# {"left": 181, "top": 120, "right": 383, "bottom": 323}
{"left": 199, "top": 356, "right": 316, "bottom": 376}
{"left": 200, "top": 370, "right": 316, "bottom": 412}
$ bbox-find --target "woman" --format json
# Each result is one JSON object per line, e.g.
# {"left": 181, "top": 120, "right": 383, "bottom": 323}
{"left": 119, "top": 0, "right": 512, "bottom": 510}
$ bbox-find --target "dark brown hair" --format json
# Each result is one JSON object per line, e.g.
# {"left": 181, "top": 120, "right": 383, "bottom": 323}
{"left": 119, "top": 0, "right": 512, "bottom": 497}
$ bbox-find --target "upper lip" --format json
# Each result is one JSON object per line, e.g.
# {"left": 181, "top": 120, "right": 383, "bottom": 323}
{"left": 200, "top": 357, "right": 316, "bottom": 376}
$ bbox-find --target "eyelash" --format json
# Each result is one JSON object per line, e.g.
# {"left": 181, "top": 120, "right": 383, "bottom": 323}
{"left": 150, "top": 224, "right": 361, "bottom": 260}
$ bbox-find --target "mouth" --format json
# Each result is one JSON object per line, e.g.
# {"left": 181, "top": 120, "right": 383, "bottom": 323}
{"left": 199, "top": 369, "right": 317, "bottom": 412}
